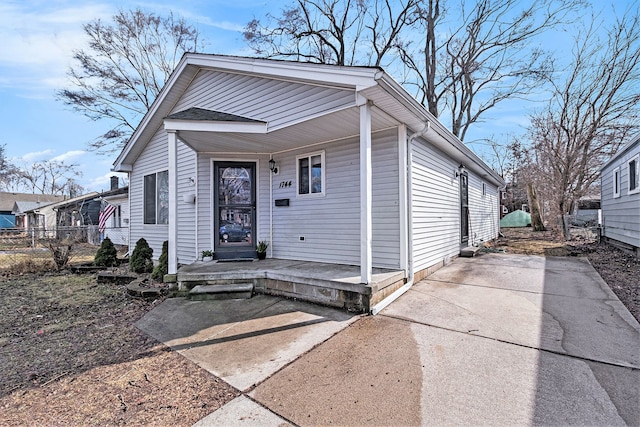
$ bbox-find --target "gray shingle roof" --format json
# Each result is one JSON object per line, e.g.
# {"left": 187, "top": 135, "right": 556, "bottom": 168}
{"left": 166, "top": 107, "right": 264, "bottom": 123}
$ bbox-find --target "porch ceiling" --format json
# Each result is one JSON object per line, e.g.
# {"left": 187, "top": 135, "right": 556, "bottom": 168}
{"left": 175, "top": 105, "right": 400, "bottom": 154}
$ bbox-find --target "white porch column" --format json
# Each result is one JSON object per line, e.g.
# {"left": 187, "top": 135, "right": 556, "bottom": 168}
{"left": 359, "top": 100, "right": 372, "bottom": 284}
{"left": 167, "top": 130, "right": 178, "bottom": 275}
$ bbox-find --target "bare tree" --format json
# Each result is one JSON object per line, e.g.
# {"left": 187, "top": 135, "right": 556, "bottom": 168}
{"left": 520, "top": 7, "right": 640, "bottom": 228}
{"left": 0, "top": 144, "right": 21, "bottom": 192}
{"left": 244, "top": 0, "right": 419, "bottom": 66}
{"left": 57, "top": 8, "right": 202, "bottom": 154}
{"left": 16, "top": 160, "right": 84, "bottom": 196}
{"left": 399, "top": 0, "right": 581, "bottom": 140}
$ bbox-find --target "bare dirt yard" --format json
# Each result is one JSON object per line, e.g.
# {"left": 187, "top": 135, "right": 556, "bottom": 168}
{"left": 0, "top": 230, "right": 637, "bottom": 426}
{"left": 0, "top": 247, "right": 239, "bottom": 426}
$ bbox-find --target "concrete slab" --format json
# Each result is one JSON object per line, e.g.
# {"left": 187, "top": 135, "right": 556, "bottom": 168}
{"left": 385, "top": 253, "right": 640, "bottom": 368}
{"left": 252, "top": 316, "right": 638, "bottom": 426}
{"left": 135, "top": 295, "right": 358, "bottom": 391}
{"left": 192, "top": 396, "right": 292, "bottom": 426}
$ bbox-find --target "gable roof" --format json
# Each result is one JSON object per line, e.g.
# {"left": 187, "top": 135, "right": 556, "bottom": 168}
{"left": 113, "top": 54, "right": 504, "bottom": 187}
{"left": 0, "top": 192, "right": 65, "bottom": 212}
{"left": 602, "top": 134, "right": 640, "bottom": 170}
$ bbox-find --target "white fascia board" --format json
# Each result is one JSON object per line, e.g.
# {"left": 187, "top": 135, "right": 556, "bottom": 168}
{"left": 601, "top": 136, "right": 640, "bottom": 171}
{"left": 185, "top": 53, "right": 379, "bottom": 91}
{"left": 164, "top": 119, "right": 268, "bottom": 134}
{"left": 112, "top": 56, "right": 194, "bottom": 171}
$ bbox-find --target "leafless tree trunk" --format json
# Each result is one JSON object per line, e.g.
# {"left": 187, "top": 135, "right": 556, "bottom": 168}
{"left": 526, "top": 182, "right": 545, "bottom": 231}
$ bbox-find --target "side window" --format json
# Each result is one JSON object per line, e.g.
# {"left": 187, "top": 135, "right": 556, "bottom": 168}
{"left": 482, "top": 182, "right": 487, "bottom": 196}
{"left": 613, "top": 167, "right": 620, "bottom": 198}
{"left": 628, "top": 156, "right": 639, "bottom": 194}
{"left": 144, "top": 170, "right": 169, "bottom": 224}
{"left": 297, "top": 151, "right": 325, "bottom": 196}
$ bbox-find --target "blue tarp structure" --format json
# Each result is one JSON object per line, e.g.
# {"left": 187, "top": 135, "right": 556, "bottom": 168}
{"left": 500, "top": 209, "right": 531, "bottom": 228}
{"left": 0, "top": 213, "right": 15, "bottom": 228}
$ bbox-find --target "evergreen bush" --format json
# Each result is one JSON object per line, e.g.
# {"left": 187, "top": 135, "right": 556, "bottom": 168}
{"left": 94, "top": 237, "right": 118, "bottom": 267}
{"left": 152, "top": 240, "right": 168, "bottom": 281}
{"left": 130, "top": 238, "right": 154, "bottom": 273}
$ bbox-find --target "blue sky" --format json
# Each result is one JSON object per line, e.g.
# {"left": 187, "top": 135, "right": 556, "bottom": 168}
{"left": 0, "top": 0, "right": 630, "bottom": 192}
{"left": 0, "top": 0, "right": 287, "bottom": 192}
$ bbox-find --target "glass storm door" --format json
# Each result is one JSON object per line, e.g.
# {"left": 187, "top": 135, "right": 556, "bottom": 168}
{"left": 214, "top": 162, "right": 256, "bottom": 259}
{"left": 460, "top": 171, "right": 469, "bottom": 245}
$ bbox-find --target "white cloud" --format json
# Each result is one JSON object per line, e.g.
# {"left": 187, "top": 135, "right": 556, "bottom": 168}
{"left": 0, "top": 1, "right": 114, "bottom": 95}
{"left": 20, "top": 149, "right": 55, "bottom": 162}
{"left": 50, "top": 150, "right": 86, "bottom": 163}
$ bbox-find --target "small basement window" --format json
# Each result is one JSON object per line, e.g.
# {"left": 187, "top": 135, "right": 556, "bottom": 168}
{"left": 629, "top": 155, "right": 639, "bottom": 194}
{"left": 613, "top": 167, "right": 621, "bottom": 198}
{"left": 144, "top": 170, "right": 169, "bottom": 224}
{"left": 297, "top": 151, "right": 325, "bottom": 196}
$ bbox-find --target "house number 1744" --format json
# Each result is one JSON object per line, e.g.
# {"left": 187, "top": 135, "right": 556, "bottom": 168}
{"left": 279, "top": 181, "right": 292, "bottom": 188}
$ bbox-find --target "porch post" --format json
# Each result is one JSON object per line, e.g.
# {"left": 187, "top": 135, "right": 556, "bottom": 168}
{"left": 167, "top": 130, "right": 178, "bottom": 275}
{"left": 359, "top": 99, "right": 372, "bottom": 284}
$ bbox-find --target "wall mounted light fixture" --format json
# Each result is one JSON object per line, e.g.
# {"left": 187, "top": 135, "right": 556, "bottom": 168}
{"left": 456, "top": 164, "right": 466, "bottom": 177}
{"left": 269, "top": 158, "right": 279, "bottom": 174}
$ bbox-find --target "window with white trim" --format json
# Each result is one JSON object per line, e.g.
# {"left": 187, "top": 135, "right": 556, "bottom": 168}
{"left": 297, "top": 151, "right": 325, "bottom": 196}
{"left": 628, "top": 155, "right": 639, "bottom": 194}
{"left": 144, "top": 170, "right": 169, "bottom": 224}
{"left": 613, "top": 167, "right": 621, "bottom": 198}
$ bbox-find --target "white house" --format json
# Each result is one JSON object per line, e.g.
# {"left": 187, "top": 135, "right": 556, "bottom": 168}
{"left": 601, "top": 136, "right": 640, "bottom": 256}
{"left": 113, "top": 54, "right": 504, "bottom": 310}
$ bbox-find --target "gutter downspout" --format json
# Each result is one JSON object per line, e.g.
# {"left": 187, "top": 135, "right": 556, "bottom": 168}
{"left": 371, "top": 121, "right": 430, "bottom": 315}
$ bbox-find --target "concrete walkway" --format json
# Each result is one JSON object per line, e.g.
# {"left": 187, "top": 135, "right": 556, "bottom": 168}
{"left": 136, "top": 253, "right": 640, "bottom": 426}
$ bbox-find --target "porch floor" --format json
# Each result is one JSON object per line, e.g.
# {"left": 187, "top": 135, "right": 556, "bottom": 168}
{"left": 177, "top": 258, "right": 406, "bottom": 313}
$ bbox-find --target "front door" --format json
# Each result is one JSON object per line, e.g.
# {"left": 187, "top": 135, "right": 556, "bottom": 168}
{"left": 460, "top": 171, "right": 469, "bottom": 246}
{"left": 214, "top": 162, "right": 256, "bottom": 259}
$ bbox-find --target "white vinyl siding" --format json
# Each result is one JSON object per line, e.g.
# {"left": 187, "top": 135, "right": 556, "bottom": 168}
{"left": 601, "top": 141, "right": 640, "bottom": 248}
{"left": 268, "top": 128, "right": 400, "bottom": 269}
{"left": 468, "top": 174, "right": 499, "bottom": 245}
{"left": 172, "top": 70, "right": 355, "bottom": 129}
{"left": 130, "top": 131, "right": 169, "bottom": 260}
{"left": 411, "top": 138, "right": 461, "bottom": 272}
{"left": 176, "top": 142, "right": 197, "bottom": 262}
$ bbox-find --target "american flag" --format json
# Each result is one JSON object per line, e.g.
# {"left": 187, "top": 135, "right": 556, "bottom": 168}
{"left": 99, "top": 203, "right": 117, "bottom": 233}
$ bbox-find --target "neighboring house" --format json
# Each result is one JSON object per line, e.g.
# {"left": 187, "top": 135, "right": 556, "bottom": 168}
{"left": 102, "top": 177, "right": 130, "bottom": 247}
{"left": 113, "top": 54, "right": 504, "bottom": 296}
{"left": 0, "top": 193, "right": 65, "bottom": 228}
{"left": 601, "top": 136, "right": 640, "bottom": 256}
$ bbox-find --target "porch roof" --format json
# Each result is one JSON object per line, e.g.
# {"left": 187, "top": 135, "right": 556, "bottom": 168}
{"left": 113, "top": 54, "right": 504, "bottom": 188}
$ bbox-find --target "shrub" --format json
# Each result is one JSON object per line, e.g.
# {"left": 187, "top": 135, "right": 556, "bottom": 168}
{"left": 48, "top": 239, "right": 73, "bottom": 271}
{"left": 94, "top": 237, "right": 118, "bottom": 267}
{"left": 152, "top": 240, "right": 168, "bottom": 281}
{"left": 130, "top": 238, "right": 154, "bottom": 273}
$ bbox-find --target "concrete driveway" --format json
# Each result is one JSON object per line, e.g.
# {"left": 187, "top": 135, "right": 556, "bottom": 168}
{"left": 136, "top": 253, "right": 640, "bottom": 426}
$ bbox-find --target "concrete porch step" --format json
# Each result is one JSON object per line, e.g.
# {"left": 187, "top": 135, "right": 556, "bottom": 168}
{"left": 189, "top": 283, "right": 254, "bottom": 301}
{"left": 460, "top": 246, "right": 482, "bottom": 257}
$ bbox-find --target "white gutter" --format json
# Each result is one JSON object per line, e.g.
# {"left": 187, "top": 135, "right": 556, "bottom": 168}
{"left": 370, "top": 121, "right": 430, "bottom": 315}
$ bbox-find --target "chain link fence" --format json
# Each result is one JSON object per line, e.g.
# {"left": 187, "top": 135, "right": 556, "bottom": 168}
{"left": 0, "top": 226, "right": 129, "bottom": 270}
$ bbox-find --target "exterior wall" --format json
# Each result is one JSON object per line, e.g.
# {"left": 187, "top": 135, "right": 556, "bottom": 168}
{"left": 468, "top": 173, "right": 500, "bottom": 246}
{"left": 130, "top": 130, "right": 169, "bottom": 261}
{"left": 411, "top": 137, "right": 461, "bottom": 272}
{"left": 267, "top": 129, "right": 400, "bottom": 268}
{"left": 172, "top": 70, "right": 355, "bottom": 127}
{"left": 601, "top": 141, "right": 640, "bottom": 250}
{"left": 104, "top": 195, "right": 130, "bottom": 247}
{"left": 176, "top": 142, "right": 197, "bottom": 262}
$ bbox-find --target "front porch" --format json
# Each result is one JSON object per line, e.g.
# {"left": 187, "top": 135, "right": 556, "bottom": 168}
{"left": 176, "top": 259, "right": 406, "bottom": 313}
